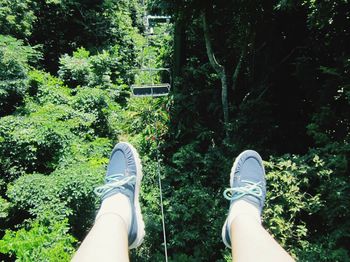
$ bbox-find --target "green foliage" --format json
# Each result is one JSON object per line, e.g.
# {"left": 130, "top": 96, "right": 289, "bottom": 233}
{"left": 58, "top": 46, "right": 132, "bottom": 90}
{"left": 0, "top": 65, "right": 121, "bottom": 183}
{"left": 64, "top": 138, "right": 112, "bottom": 168}
{"left": 0, "top": 1, "right": 147, "bottom": 261}
{"left": 27, "top": 70, "right": 71, "bottom": 105}
{"left": 26, "top": 0, "right": 141, "bottom": 71}
{"left": 263, "top": 155, "right": 328, "bottom": 257}
{"left": 27, "top": 70, "right": 122, "bottom": 138}
{"left": 89, "top": 50, "right": 116, "bottom": 88}
{"left": 58, "top": 48, "right": 92, "bottom": 88}
{"left": 0, "top": 0, "right": 36, "bottom": 38}
{"left": 297, "top": 239, "right": 350, "bottom": 262}
{"left": 122, "top": 97, "right": 171, "bottom": 152}
{"left": 72, "top": 87, "right": 120, "bottom": 137}
{"left": 0, "top": 196, "right": 10, "bottom": 219}
{"left": 0, "top": 45, "right": 124, "bottom": 262}
{"left": 0, "top": 35, "right": 40, "bottom": 116}
{"left": 0, "top": 219, "right": 76, "bottom": 262}
{"left": 0, "top": 114, "right": 69, "bottom": 180}
{"left": 0, "top": 35, "right": 35, "bottom": 78}
{"left": 7, "top": 162, "right": 104, "bottom": 237}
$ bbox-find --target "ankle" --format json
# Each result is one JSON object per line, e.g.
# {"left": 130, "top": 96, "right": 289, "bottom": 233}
{"left": 227, "top": 200, "right": 261, "bottom": 227}
{"left": 96, "top": 193, "right": 132, "bottom": 232}
{"left": 95, "top": 212, "right": 129, "bottom": 229}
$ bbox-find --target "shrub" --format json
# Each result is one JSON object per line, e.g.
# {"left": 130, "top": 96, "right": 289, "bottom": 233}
{"left": 0, "top": 35, "right": 40, "bottom": 116}
{"left": 72, "top": 87, "right": 118, "bottom": 137}
{"left": 27, "top": 70, "right": 71, "bottom": 105}
{"left": 0, "top": 0, "right": 36, "bottom": 38}
{"left": 0, "top": 219, "right": 76, "bottom": 262}
{"left": 58, "top": 48, "right": 92, "bottom": 88}
{"left": 58, "top": 46, "right": 133, "bottom": 92}
{"left": 89, "top": 50, "right": 117, "bottom": 88}
{"left": 6, "top": 162, "right": 105, "bottom": 238}
{"left": 263, "top": 154, "right": 327, "bottom": 257}
{"left": 0, "top": 114, "right": 69, "bottom": 180}
{"left": 0, "top": 83, "right": 115, "bottom": 181}
{"left": 0, "top": 196, "right": 10, "bottom": 219}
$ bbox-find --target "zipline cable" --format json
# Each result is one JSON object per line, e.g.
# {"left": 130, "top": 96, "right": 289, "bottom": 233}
{"left": 146, "top": 14, "right": 169, "bottom": 261}
{"left": 153, "top": 104, "right": 169, "bottom": 262}
{"left": 132, "top": 3, "right": 170, "bottom": 259}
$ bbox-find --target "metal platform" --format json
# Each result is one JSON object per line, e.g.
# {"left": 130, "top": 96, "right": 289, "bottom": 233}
{"left": 131, "top": 83, "right": 170, "bottom": 97}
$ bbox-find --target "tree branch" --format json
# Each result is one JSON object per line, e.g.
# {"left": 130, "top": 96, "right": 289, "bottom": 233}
{"left": 271, "top": 46, "right": 305, "bottom": 72}
{"left": 201, "top": 10, "right": 224, "bottom": 75}
{"left": 232, "top": 46, "right": 246, "bottom": 94}
{"left": 201, "top": 10, "right": 229, "bottom": 132}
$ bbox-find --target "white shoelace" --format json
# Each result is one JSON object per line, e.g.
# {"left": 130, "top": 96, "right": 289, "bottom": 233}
{"left": 94, "top": 173, "right": 136, "bottom": 197}
{"left": 223, "top": 180, "right": 263, "bottom": 201}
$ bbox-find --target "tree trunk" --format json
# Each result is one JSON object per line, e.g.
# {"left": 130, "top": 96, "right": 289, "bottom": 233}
{"left": 201, "top": 10, "right": 229, "bottom": 129}
{"left": 220, "top": 70, "right": 229, "bottom": 127}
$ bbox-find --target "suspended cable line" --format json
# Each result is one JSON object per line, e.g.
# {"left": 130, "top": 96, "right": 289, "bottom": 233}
{"left": 129, "top": 10, "right": 171, "bottom": 262}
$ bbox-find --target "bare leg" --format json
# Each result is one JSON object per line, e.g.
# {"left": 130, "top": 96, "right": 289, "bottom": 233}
{"left": 72, "top": 214, "right": 129, "bottom": 262}
{"left": 231, "top": 212, "right": 294, "bottom": 262}
{"left": 72, "top": 194, "right": 131, "bottom": 262}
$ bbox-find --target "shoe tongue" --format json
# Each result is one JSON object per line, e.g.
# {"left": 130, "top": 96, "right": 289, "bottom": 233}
{"left": 239, "top": 158, "right": 263, "bottom": 184}
{"left": 107, "top": 150, "right": 126, "bottom": 175}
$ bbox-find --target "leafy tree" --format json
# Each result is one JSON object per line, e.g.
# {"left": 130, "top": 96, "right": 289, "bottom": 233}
{"left": 58, "top": 46, "right": 133, "bottom": 90}
{"left": 0, "top": 0, "right": 37, "bottom": 38}
{"left": 0, "top": 35, "right": 40, "bottom": 116}
{"left": 0, "top": 219, "right": 76, "bottom": 262}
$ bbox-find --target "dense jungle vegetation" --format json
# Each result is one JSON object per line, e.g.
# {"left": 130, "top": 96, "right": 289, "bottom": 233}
{"left": 0, "top": 0, "right": 349, "bottom": 261}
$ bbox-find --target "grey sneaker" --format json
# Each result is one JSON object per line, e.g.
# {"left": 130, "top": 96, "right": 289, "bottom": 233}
{"left": 222, "top": 150, "right": 266, "bottom": 248}
{"left": 94, "top": 142, "right": 145, "bottom": 249}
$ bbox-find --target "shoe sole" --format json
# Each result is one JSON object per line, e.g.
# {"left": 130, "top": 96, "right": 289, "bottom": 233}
{"left": 221, "top": 150, "right": 264, "bottom": 248}
{"left": 120, "top": 142, "right": 146, "bottom": 249}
